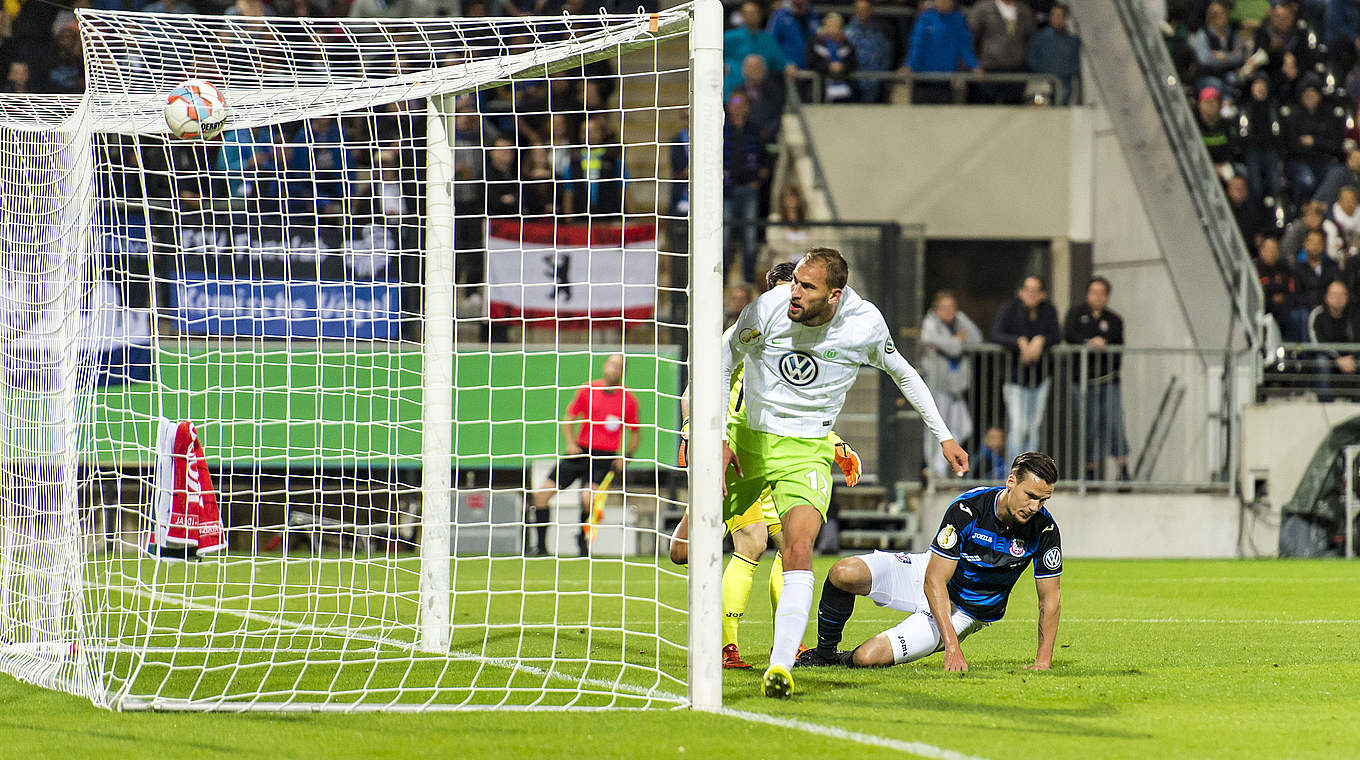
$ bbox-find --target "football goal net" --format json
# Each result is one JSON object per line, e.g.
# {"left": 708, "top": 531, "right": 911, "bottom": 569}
{"left": 0, "top": 0, "right": 724, "bottom": 711}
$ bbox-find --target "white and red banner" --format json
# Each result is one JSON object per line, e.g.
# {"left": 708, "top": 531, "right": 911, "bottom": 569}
{"left": 485, "top": 219, "right": 658, "bottom": 325}
{"left": 147, "top": 420, "right": 225, "bottom": 561}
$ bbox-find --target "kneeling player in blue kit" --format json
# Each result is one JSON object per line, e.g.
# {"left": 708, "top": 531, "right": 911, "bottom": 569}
{"left": 798, "top": 451, "right": 1062, "bottom": 671}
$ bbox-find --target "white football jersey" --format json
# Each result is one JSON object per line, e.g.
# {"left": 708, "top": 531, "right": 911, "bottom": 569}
{"left": 721, "top": 284, "right": 953, "bottom": 442}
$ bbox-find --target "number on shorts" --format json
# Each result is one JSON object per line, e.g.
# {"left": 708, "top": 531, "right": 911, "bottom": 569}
{"left": 805, "top": 469, "right": 829, "bottom": 499}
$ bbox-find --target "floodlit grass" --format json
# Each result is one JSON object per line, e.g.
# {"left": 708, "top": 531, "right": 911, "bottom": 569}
{"left": 1, "top": 557, "right": 1356, "bottom": 759}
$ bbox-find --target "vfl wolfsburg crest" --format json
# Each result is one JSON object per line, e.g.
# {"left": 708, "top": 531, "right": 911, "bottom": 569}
{"left": 778, "top": 351, "right": 819, "bottom": 387}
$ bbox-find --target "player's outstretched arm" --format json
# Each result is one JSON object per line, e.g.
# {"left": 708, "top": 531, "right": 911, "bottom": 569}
{"left": 924, "top": 553, "right": 967, "bottom": 672}
{"left": 1026, "top": 576, "right": 1061, "bottom": 671}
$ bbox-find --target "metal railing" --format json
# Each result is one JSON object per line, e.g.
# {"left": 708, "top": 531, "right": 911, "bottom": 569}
{"left": 912, "top": 343, "right": 1246, "bottom": 492}
{"left": 1260, "top": 342, "right": 1360, "bottom": 402}
{"left": 789, "top": 69, "right": 1068, "bottom": 105}
{"left": 1110, "top": 0, "right": 1265, "bottom": 355}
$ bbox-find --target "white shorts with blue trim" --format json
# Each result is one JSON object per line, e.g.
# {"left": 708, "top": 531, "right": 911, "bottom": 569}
{"left": 858, "top": 550, "right": 989, "bottom": 665}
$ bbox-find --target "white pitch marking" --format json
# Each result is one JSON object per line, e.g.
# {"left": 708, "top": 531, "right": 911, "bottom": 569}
{"left": 723, "top": 708, "right": 991, "bottom": 760}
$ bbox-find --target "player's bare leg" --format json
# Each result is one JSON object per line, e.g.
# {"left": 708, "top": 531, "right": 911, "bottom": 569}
{"left": 762, "top": 503, "right": 822, "bottom": 698}
{"left": 667, "top": 512, "right": 689, "bottom": 565}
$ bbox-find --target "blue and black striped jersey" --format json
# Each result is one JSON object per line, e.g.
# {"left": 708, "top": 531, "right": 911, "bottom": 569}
{"left": 928, "top": 486, "right": 1062, "bottom": 623}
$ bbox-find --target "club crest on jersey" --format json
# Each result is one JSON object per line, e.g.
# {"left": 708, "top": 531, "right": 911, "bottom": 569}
{"left": 1043, "top": 547, "right": 1061, "bottom": 569}
{"left": 739, "top": 328, "right": 762, "bottom": 344}
{"left": 936, "top": 524, "right": 958, "bottom": 550}
{"left": 884, "top": 339, "right": 896, "bottom": 354}
{"left": 1009, "top": 538, "right": 1026, "bottom": 557}
{"left": 778, "top": 351, "right": 819, "bottom": 386}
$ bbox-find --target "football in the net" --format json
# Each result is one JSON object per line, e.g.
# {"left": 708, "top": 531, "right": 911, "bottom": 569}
{"left": 164, "top": 79, "right": 228, "bottom": 140}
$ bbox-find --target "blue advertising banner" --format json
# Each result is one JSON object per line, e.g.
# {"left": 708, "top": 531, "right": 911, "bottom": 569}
{"left": 172, "top": 274, "right": 402, "bottom": 340}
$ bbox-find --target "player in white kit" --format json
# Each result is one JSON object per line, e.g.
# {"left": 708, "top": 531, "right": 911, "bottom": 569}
{"left": 718, "top": 248, "right": 969, "bottom": 697}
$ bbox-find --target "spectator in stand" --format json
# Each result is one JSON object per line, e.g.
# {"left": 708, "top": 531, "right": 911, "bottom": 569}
{"left": 725, "top": 282, "right": 756, "bottom": 325}
{"left": 1239, "top": 75, "right": 1285, "bottom": 202}
{"left": 1284, "top": 78, "right": 1346, "bottom": 202}
{"left": 1228, "top": 174, "right": 1269, "bottom": 245}
{"left": 1257, "top": 234, "right": 1309, "bottom": 341}
{"left": 1196, "top": 86, "right": 1238, "bottom": 181}
{"left": 1026, "top": 1, "right": 1080, "bottom": 105}
{"left": 991, "top": 274, "right": 1061, "bottom": 467}
{"left": 560, "top": 115, "right": 627, "bottom": 218}
{"left": 724, "top": 1, "right": 788, "bottom": 98}
{"left": 723, "top": 92, "right": 764, "bottom": 285}
{"left": 1283, "top": 199, "right": 1345, "bottom": 263}
{"left": 808, "top": 12, "right": 857, "bottom": 103}
{"left": 521, "top": 147, "right": 556, "bottom": 217}
{"left": 1331, "top": 185, "right": 1360, "bottom": 254}
{"left": 968, "top": 0, "right": 1038, "bottom": 104}
{"left": 1308, "top": 279, "right": 1360, "bottom": 399}
{"left": 1273, "top": 50, "right": 1304, "bottom": 107}
{"left": 920, "top": 290, "right": 983, "bottom": 478}
{"left": 484, "top": 137, "right": 521, "bottom": 217}
{"left": 2, "top": 61, "right": 31, "bottom": 93}
{"left": 1316, "top": 142, "right": 1360, "bottom": 206}
{"left": 1325, "top": 0, "right": 1360, "bottom": 81}
{"left": 846, "top": 0, "right": 894, "bottom": 103}
{"left": 1190, "top": 1, "right": 1245, "bottom": 98}
{"left": 44, "top": 22, "right": 82, "bottom": 94}
{"left": 1063, "top": 276, "right": 1131, "bottom": 482}
{"left": 973, "top": 427, "right": 1009, "bottom": 480}
{"left": 1296, "top": 228, "right": 1341, "bottom": 308}
{"left": 739, "top": 54, "right": 785, "bottom": 146}
{"left": 1255, "top": 3, "right": 1320, "bottom": 79}
{"left": 768, "top": 0, "right": 819, "bottom": 75}
{"left": 900, "top": 0, "right": 980, "bottom": 105}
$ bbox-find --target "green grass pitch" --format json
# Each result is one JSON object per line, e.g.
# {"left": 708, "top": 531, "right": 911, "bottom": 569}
{"left": 1, "top": 556, "right": 1356, "bottom": 759}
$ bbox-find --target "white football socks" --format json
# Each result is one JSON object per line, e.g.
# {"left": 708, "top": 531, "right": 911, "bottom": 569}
{"left": 769, "top": 570, "right": 814, "bottom": 669}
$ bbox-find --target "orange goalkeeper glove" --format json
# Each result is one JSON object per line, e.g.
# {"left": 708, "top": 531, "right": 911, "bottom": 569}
{"left": 677, "top": 418, "right": 689, "bottom": 467}
{"left": 834, "top": 440, "right": 861, "bottom": 487}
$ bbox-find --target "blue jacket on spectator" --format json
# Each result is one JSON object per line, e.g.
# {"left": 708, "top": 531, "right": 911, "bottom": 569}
{"left": 768, "top": 1, "right": 819, "bottom": 69}
{"left": 723, "top": 26, "right": 787, "bottom": 97}
{"left": 723, "top": 120, "right": 763, "bottom": 190}
{"left": 906, "top": 6, "right": 978, "bottom": 73}
{"left": 1027, "top": 25, "right": 1081, "bottom": 104}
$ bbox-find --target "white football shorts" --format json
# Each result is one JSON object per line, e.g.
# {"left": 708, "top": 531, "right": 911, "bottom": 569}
{"left": 858, "top": 550, "right": 988, "bottom": 665}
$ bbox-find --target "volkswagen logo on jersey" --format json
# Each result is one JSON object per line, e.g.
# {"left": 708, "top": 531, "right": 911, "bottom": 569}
{"left": 1009, "top": 538, "right": 1026, "bottom": 557}
{"left": 1043, "top": 547, "right": 1061, "bottom": 570}
{"left": 778, "top": 351, "right": 819, "bottom": 387}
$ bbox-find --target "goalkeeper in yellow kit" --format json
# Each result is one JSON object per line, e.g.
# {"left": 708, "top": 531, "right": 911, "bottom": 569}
{"left": 667, "top": 263, "right": 862, "bottom": 669}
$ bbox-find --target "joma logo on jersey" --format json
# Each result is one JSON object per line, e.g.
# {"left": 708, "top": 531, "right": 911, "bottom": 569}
{"left": 778, "top": 351, "right": 819, "bottom": 386}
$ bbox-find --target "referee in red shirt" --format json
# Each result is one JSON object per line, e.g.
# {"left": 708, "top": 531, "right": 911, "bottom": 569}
{"left": 528, "top": 354, "right": 640, "bottom": 556}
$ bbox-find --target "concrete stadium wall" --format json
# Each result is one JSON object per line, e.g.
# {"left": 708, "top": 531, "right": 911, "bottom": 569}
{"left": 916, "top": 489, "right": 1244, "bottom": 558}
{"left": 800, "top": 103, "right": 1198, "bottom": 351}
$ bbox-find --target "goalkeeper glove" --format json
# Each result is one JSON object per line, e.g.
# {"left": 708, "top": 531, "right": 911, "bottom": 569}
{"left": 677, "top": 418, "right": 689, "bottom": 467}
{"left": 834, "top": 440, "right": 861, "bottom": 487}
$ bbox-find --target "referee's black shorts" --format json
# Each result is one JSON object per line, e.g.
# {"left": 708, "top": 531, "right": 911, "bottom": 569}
{"left": 549, "top": 450, "right": 617, "bottom": 489}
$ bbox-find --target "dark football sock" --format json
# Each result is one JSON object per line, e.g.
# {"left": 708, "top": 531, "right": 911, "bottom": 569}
{"left": 815, "top": 575, "right": 856, "bottom": 655}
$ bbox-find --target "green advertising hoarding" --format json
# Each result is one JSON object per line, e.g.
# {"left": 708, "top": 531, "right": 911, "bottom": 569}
{"left": 90, "top": 343, "right": 682, "bottom": 469}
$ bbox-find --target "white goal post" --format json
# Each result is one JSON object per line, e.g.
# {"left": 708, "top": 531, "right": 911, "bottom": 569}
{"left": 0, "top": 1, "right": 723, "bottom": 711}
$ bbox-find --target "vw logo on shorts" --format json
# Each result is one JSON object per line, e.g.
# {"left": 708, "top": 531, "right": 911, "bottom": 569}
{"left": 778, "top": 351, "right": 819, "bottom": 386}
